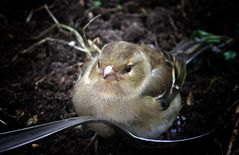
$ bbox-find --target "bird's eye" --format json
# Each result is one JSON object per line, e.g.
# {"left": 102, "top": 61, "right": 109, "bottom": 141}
{"left": 122, "top": 65, "right": 133, "bottom": 74}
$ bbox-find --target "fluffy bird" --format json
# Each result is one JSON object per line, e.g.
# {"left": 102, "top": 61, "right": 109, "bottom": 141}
{"left": 72, "top": 40, "right": 208, "bottom": 138}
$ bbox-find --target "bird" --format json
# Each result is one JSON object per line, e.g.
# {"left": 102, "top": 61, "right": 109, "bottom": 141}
{"left": 72, "top": 40, "right": 210, "bottom": 138}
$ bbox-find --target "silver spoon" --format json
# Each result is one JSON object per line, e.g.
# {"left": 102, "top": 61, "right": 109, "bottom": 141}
{"left": 0, "top": 116, "right": 215, "bottom": 153}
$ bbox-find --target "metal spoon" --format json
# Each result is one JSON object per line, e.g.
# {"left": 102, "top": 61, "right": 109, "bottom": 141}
{"left": 0, "top": 116, "right": 215, "bottom": 153}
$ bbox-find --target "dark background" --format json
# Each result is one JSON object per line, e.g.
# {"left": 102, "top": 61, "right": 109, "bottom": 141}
{"left": 0, "top": 0, "right": 239, "bottom": 154}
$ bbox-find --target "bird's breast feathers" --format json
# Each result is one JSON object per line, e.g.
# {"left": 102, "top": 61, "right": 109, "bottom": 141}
{"left": 73, "top": 79, "right": 140, "bottom": 122}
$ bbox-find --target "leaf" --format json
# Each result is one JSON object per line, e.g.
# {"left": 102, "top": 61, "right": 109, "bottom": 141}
{"left": 26, "top": 115, "right": 38, "bottom": 126}
{"left": 191, "top": 30, "right": 221, "bottom": 44}
{"left": 88, "top": 0, "right": 101, "bottom": 9}
{"left": 223, "top": 51, "right": 237, "bottom": 61}
{"left": 233, "top": 85, "right": 239, "bottom": 91}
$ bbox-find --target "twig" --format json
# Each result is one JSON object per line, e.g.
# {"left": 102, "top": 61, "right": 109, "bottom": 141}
{"left": 180, "top": 0, "right": 187, "bottom": 18}
{"left": 168, "top": 16, "right": 178, "bottom": 31}
{"left": 226, "top": 104, "right": 239, "bottom": 155}
{"left": 153, "top": 34, "right": 159, "bottom": 48}
{"left": 28, "top": 4, "right": 95, "bottom": 55}
{"left": 226, "top": 99, "right": 239, "bottom": 114}
{"left": 218, "top": 38, "right": 234, "bottom": 49}
{"left": 0, "top": 119, "right": 7, "bottom": 126}
{"left": 58, "top": 24, "right": 87, "bottom": 50}
{"left": 34, "top": 6, "right": 98, "bottom": 55}
{"left": 26, "top": 5, "right": 46, "bottom": 23}
{"left": 1, "top": 39, "right": 48, "bottom": 68}
{"left": 4, "top": 4, "right": 102, "bottom": 69}
{"left": 214, "top": 139, "right": 223, "bottom": 155}
{"left": 26, "top": 5, "right": 54, "bottom": 23}
{"left": 44, "top": 5, "right": 59, "bottom": 24}
{"left": 34, "top": 62, "right": 82, "bottom": 89}
{"left": 1, "top": 36, "right": 91, "bottom": 69}
{"left": 83, "top": 14, "right": 101, "bottom": 42}
{"left": 31, "top": 23, "right": 91, "bottom": 55}
{"left": 82, "top": 133, "right": 97, "bottom": 153}
{"left": 87, "top": 39, "right": 102, "bottom": 53}
{"left": 31, "top": 24, "right": 57, "bottom": 39}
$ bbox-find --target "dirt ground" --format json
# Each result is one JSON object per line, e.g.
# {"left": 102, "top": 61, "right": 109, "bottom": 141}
{"left": 0, "top": 0, "right": 239, "bottom": 154}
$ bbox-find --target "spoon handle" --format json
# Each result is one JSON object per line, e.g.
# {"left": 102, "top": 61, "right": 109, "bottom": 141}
{"left": 0, "top": 116, "right": 217, "bottom": 152}
{"left": 0, "top": 116, "right": 101, "bottom": 153}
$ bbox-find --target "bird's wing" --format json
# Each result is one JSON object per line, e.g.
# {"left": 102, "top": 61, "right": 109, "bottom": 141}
{"left": 141, "top": 51, "right": 186, "bottom": 109}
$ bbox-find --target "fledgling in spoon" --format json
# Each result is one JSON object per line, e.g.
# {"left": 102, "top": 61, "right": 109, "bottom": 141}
{"left": 72, "top": 41, "right": 207, "bottom": 138}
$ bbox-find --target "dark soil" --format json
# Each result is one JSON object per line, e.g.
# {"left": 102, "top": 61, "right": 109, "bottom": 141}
{"left": 0, "top": 0, "right": 239, "bottom": 154}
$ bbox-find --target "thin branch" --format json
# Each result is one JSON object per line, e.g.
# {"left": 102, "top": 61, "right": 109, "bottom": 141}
{"left": 32, "top": 24, "right": 58, "bottom": 40}
{"left": 226, "top": 105, "right": 239, "bottom": 155}
{"left": 168, "top": 16, "right": 178, "bottom": 31}
{"left": 34, "top": 62, "right": 82, "bottom": 89}
{"left": 44, "top": 5, "right": 59, "bottom": 24}
{"left": 26, "top": 5, "right": 46, "bottom": 23}
{"left": 58, "top": 24, "right": 87, "bottom": 49}
{"left": 25, "top": 37, "right": 92, "bottom": 55}
{"left": 82, "top": 133, "right": 97, "bottom": 153}
{"left": 1, "top": 39, "right": 48, "bottom": 68}
{"left": 0, "top": 119, "right": 7, "bottom": 126}
{"left": 180, "top": 0, "right": 187, "bottom": 18}
{"left": 87, "top": 39, "right": 102, "bottom": 53}
{"left": 4, "top": 4, "right": 103, "bottom": 68}
{"left": 2, "top": 37, "right": 92, "bottom": 69}
{"left": 26, "top": 5, "right": 54, "bottom": 23}
{"left": 83, "top": 14, "right": 101, "bottom": 42}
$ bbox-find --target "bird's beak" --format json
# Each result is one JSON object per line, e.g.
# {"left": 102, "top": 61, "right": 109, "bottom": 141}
{"left": 102, "top": 65, "right": 117, "bottom": 80}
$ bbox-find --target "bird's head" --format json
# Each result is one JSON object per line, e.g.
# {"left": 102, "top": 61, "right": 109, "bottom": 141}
{"left": 87, "top": 41, "right": 151, "bottom": 97}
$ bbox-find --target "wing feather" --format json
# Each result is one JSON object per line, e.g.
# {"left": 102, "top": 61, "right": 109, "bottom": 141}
{"left": 141, "top": 49, "right": 186, "bottom": 109}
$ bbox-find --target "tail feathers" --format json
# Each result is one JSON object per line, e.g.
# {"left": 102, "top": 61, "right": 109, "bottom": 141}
{"left": 170, "top": 40, "right": 211, "bottom": 64}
